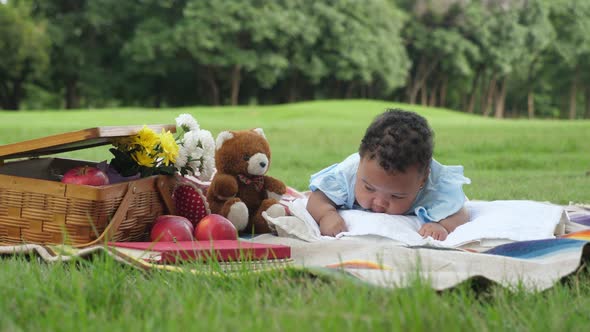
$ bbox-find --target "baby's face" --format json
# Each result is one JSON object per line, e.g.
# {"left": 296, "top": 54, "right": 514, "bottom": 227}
{"left": 354, "top": 157, "right": 427, "bottom": 215}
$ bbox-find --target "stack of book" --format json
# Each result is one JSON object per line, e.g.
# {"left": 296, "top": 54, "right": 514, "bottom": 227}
{"left": 108, "top": 240, "right": 292, "bottom": 271}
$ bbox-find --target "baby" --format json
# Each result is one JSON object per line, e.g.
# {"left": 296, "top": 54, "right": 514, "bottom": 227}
{"left": 306, "top": 109, "right": 471, "bottom": 240}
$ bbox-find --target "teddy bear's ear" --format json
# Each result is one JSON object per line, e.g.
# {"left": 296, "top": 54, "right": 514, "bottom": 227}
{"left": 216, "top": 131, "right": 234, "bottom": 150}
{"left": 252, "top": 128, "right": 266, "bottom": 139}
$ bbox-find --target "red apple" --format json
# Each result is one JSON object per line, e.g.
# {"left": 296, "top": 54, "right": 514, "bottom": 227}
{"left": 61, "top": 166, "right": 109, "bottom": 186}
{"left": 194, "top": 214, "right": 238, "bottom": 241}
{"left": 150, "top": 215, "right": 195, "bottom": 242}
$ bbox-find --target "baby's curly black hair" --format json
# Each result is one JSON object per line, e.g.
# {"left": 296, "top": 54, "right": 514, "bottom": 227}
{"left": 359, "top": 109, "right": 433, "bottom": 175}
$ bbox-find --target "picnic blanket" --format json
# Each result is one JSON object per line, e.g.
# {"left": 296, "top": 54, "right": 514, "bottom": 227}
{"left": 1, "top": 202, "right": 589, "bottom": 292}
{"left": 250, "top": 229, "right": 590, "bottom": 291}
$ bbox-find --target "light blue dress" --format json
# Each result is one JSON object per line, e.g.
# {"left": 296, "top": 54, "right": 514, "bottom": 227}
{"left": 309, "top": 153, "right": 471, "bottom": 223}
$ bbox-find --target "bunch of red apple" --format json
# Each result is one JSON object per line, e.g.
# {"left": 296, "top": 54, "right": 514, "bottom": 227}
{"left": 61, "top": 166, "right": 109, "bottom": 185}
{"left": 150, "top": 214, "right": 238, "bottom": 242}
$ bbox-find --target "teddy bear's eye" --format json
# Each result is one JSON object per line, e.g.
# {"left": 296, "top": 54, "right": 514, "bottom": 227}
{"left": 243, "top": 155, "right": 250, "bottom": 161}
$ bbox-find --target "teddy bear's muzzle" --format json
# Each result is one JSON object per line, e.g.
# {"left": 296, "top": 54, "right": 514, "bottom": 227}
{"left": 247, "top": 153, "right": 269, "bottom": 175}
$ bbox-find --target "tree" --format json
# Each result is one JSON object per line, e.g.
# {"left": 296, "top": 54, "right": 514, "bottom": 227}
{"left": 310, "top": 0, "right": 409, "bottom": 99}
{"left": 31, "top": 0, "right": 139, "bottom": 109}
{"left": 121, "top": 0, "right": 189, "bottom": 107}
{"left": 253, "top": 0, "right": 410, "bottom": 103}
{"left": 250, "top": 0, "right": 324, "bottom": 103}
{"left": 0, "top": 1, "right": 49, "bottom": 110}
{"left": 401, "top": 3, "right": 479, "bottom": 107}
{"left": 178, "top": 0, "right": 284, "bottom": 106}
{"left": 549, "top": 0, "right": 590, "bottom": 119}
{"left": 459, "top": 2, "right": 526, "bottom": 118}
{"left": 508, "top": 0, "right": 555, "bottom": 118}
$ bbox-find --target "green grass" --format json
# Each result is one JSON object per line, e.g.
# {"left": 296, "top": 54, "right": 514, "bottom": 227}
{"left": 1, "top": 100, "right": 590, "bottom": 330}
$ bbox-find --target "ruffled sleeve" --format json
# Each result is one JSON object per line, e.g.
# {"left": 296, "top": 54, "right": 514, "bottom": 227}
{"left": 309, "top": 153, "right": 359, "bottom": 209}
{"left": 412, "top": 159, "right": 471, "bottom": 223}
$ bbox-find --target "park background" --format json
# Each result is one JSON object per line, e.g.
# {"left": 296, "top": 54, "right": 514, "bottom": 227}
{"left": 2, "top": 0, "right": 590, "bottom": 120}
{"left": 2, "top": 1, "right": 590, "bottom": 330}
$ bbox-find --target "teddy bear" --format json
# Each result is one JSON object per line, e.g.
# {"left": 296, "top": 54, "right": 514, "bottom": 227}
{"left": 206, "top": 128, "right": 287, "bottom": 233}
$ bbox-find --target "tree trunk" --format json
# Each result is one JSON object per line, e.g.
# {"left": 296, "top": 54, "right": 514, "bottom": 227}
{"left": 466, "top": 67, "right": 482, "bottom": 113}
{"left": 406, "top": 83, "right": 416, "bottom": 104}
{"left": 1, "top": 80, "right": 23, "bottom": 110}
{"left": 334, "top": 80, "right": 342, "bottom": 98}
{"left": 230, "top": 64, "right": 241, "bottom": 106}
{"left": 288, "top": 73, "right": 298, "bottom": 103}
{"left": 420, "top": 84, "right": 428, "bottom": 105}
{"left": 479, "top": 73, "right": 488, "bottom": 115}
{"left": 407, "top": 56, "right": 440, "bottom": 105}
{"left": 428, "top": 82, "right": 437, "bottom": 107}
{"left": 569, "top": 70, "right": 579, "bottom": 119}
{"left": 65, "top": 79, "right": 80, "bottom": 109}
{"left": 4, "top": 98, "right": 19, "bottom": 110}
{"left": 439, "top": 75, "right": 448, "bottom": 107}
{"left": 494, "top": 77, "right": 507, "bottom": 118}
{"left": 206, "top": 66, "right": 220, "bottom": 106}
{"left": 407, "top": 58, "right": 425, "bottom": 104}
{"left": 482, "top": 73, "right": 497, "bottom": 117}
{"left": 461, "top": 95, "right": 468, "bottom": 112}
{"left": 585, "top": 86, "right": 590, "bottom": 119}
{"left": 345, "top": 81, "right": 355, "bottom": 98}
{"left": 0, "top": 80, "right": 10, "bottom": 110}
{"left": 527, "top": 87, "right": 535, "bottom": 119}
{"left": 154, "top": 77, "right": 162, "bottom": 108}
{"left": 2, "top": 59, "right": 31, "bottom": 110}
{"left": 526, "top": 57, "right": 539, "bottom": 119}
{"left": 5, "top": 80, "right": 23, "bottom": 111}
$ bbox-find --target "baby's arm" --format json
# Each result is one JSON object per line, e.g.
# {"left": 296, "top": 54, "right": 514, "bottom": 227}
{"left": 418, "top": 206, "right": 469, "bottom": 241}
{"left": 306, "top": 190, "right": 348, "bottom": 237}
{"left": 439, "top": 206, "right": 469, "bottom": 233}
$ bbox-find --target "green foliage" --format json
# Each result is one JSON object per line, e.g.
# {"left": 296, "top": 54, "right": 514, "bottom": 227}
{"left": 550, "top": 0, "right": 590, "bottom": 68}
{"left": 0, "top": 1, "right": 50, "bottom": 109}
{"left": 4, "top": 0, "right": 590, "bottom": 117}
{"left": 266, "top": 0, "right": 326, "bottom": 84}
{"left": 312, "top": 0, "right": 409, "bottom": 91}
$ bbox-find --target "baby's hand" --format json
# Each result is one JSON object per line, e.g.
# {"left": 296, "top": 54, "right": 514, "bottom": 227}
{"left": 418, "top": 222, "right": 449, "bottom": 241}
{"left": 319, "top": 213, "right": 347, "bottom": 237}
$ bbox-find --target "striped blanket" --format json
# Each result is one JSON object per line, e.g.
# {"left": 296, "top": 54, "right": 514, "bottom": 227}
{"left": 252, "top": 203, "right": 590, "bottom": 291}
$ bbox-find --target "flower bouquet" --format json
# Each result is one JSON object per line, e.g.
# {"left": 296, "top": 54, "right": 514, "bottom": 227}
{"left": 108, "top": 114, "right": 216, "bottom": 181}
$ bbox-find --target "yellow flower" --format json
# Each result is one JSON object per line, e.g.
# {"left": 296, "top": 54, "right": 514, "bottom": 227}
{"left": 134, "top": 126, "right": 159, "bottom": 154}
{"left": 132, "top": 150, "right": 155, "bottom": 167}
{"left": 158, "top": 129, "right": 179, "bottom": 165}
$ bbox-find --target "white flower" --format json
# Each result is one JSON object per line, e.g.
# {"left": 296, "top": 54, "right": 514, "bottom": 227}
{"left": 189, "top": 147, "right": 204, "bottom": 160}
{"left": 182, "top": 131, "right": 200, "bottom": 150}
{"left": 187, "top": 159, "right": 202, "bottom": 177}
{"left": 175, "top": 114, "right": 200, "bottom": 132}
{"left": 171, "top": 114, "right": 216, "bottom": 180}
{"left": 196, "top": 130, "right": 216, "bottom": 181}
{"left": 175, "top": 146, "right": 189, "bottom": 168}
{"left": 198, "top": 130, "right": 215, "bottom": 155}
{"left": 200, "top": 156, "right": 216, "bottom": 181}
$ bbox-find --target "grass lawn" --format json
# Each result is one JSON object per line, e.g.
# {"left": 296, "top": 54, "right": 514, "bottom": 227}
{"left": 1, "top": 100, "right": 590, "bottom": 330}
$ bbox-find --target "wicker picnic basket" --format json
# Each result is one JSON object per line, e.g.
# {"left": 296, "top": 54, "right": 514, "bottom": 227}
{"left": 0, "top": 125, "right": 178, "bottom": 247}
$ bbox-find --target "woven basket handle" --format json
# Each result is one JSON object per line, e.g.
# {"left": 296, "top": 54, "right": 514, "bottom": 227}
{"left": 76, "top": 182, "right": 137, "bottom": 247}
{"left": 76, "top": 175, "right": 175, "bottom": 248}
{"left": 157, "top": 175, "right": 176, "bottom": 215}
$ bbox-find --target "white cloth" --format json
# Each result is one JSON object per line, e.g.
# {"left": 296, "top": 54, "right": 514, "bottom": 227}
{"left": 264, "top": 198, "right": 565, "bottom": 248}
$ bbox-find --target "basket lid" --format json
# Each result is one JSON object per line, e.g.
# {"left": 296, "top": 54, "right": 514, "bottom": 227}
{"left": 0, "top": 125, "right": 176, "bottom": 161}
